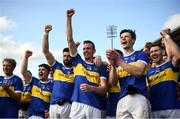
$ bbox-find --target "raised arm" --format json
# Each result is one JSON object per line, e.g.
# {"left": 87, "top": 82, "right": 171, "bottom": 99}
{"left": 160, "top": 28, "right": 180, "bottom": 66}
{"left": 21, "top": 50, "right": 33, "bottom": 81}
{"left": 66, "top": 9, "right": 77, "bottom": 56}
{"left": 42, "top": 25, "right": 55, "bottom": 66}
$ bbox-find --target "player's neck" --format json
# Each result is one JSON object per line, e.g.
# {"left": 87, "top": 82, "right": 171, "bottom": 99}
{"left": 124, "top": 48, "right": 134, "bottom": 55}
{"left": 85, "top": 57, "right": 94, "bottom": 63}
{"left": 40, "top": 78, "right": 49, "bottom": 82}
{"left": 4, "top": 73, "right": 13, "bottom": 78}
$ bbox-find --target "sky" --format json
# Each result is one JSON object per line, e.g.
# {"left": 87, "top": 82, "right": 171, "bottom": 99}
{"left": 0, "top": 0, "right": 180, "bottom": 78}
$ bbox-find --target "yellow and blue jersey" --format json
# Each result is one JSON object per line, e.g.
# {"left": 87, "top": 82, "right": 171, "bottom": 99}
{"left": 146, "top": 60, "right": 180, "bottom": 111}
{"left": 50, "top": 61, "right": 74, "bottom": 104}
{"left": 106, "top": 85, "right": 120, "bottom": 116}
{"left": 0, "top": 75, "right": 23, "bottom": 118}
{"left": 21, "top": 83, "right": 32, "bottom": 102}
{"left": 28, "top": 77, "right": 53, "bottom": 118}
{"left": 20, "top": 83, "right": 32, "bottom": 110}
{"left": 71, "top": 53, "right": 108, "bottom": 110}
{"left": 117, "top": 51, "right": 149, "bottom": 99}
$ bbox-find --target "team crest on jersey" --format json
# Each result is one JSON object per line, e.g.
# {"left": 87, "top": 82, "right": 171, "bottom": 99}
{"left": 23, "top": 87, "right": 26, "bottom": 91}
{"left": 87, "top": 65, "right": 92, "bottom": 70}
{"left": 66, "top": 71, "right": 71, "bottom": 75}
{"left": 124, "top": 57, "right": 128, "bottom": 62}
{"left": 41, "top": 84, "right": 45, "bottom": 90}
{"left": 3, "top": 79, "right": 13, "bottom": 85}
{"left": 155, "top": 68, "right": 160, "bottom": 73}
{"left": 161, "top": 65, "right": 166, "bottom": 70}
{"left": 130, "top": 55, "right": 136, "bottom": 61}
{"left": 94, "top": 67, "right": 98, "bottom": 71}
{"left": 149, "top": 70, "right": 155, "bottom": 74}
{"left": 27, "top": 86, "right": 32, "bottom": 91}
{"left": 46, "top": 85, "right": 51, "bottom": 90}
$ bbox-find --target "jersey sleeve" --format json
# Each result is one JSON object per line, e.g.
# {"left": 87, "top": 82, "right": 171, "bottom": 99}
{"left": 137, "top": 51, "right": 149, "bottom": 65}
{"left": 14, "top": 77, "right": 23, "bottom": 93}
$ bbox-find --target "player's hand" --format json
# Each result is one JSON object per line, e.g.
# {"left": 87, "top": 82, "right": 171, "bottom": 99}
{"left": 94, "top": 56, "right": 102, "bottom": 67}
{"left": 75, "top": 41, "right": 80, "bottom": 48}
{"left": 160, "top": 28, "right": 171, "bottom": 36}
{"left": 106, "top": 49, "right": 119, "bottom": 66}
{"left": 44, "top": 110, "right": 49, "bottom": 118}
{"left": 80, "top": 83, "right": 92, "bottom": 92}
{"left": 2, "top": 83, "right": 9, "bottom": 91}
{"left": 25, "top": 50, "right": 32, "bottom": 58}
{"left": 45, "top": 25, "right": 52, "bottom": 33}
{"left": 66, "top": 9, "right": 75, "bottom": 17}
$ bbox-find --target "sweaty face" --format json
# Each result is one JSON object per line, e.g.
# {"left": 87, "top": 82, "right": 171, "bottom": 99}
{"left": 38, "top": 67, "right": 49, "bottom": 81}
{"left": 83, "top": 43, "right": 95, "bottom": 61}
{"left": 150, "top": 46, "right": 163, "bottom": 64}
{"left": 2, "top": 61, "right": 14, "bottom": 76}
{"left": 120, "top": 32, "right": 135, "bottom": 50}
{"left": 63, "top": 52, "right": 72, "bottom": 67}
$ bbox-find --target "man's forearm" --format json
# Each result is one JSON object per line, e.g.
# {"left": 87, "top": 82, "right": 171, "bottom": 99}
{"left": 5, "top": 88, "right": 21, "bottom": 101}
{"left": 117, "top": 59, "right": 145, "bottom": 77}
{"left": 109, "top": 66, "right": 118, "bottom": 86}
{"left": 165, "top": 35, "right": 180, "bottom": 62}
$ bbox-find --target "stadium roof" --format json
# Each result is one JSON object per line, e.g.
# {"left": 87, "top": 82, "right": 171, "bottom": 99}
{"left": 153, "top": 26, "right": 180, "bottom": 47}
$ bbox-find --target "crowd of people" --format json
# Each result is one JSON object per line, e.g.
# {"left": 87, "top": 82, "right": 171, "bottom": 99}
{"left": 0, "top": 8, "right": 180, "bottom": 119}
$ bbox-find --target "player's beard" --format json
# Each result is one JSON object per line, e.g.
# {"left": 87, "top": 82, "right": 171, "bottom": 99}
{"left": 63, "top": 59, "right": 72, "bottom": 67}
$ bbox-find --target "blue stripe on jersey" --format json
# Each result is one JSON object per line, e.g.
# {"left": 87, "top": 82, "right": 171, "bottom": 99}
{"left": 50, "top": 61, "right": 74, "bottom": 104}
{"left": 0, "top": 75, "right": 23, "bottom": 118}
{"left": 117, "top": 51, "right": 149, "bottom": 99}
{"left": 28, "top": 77, "right": 53, "bottom": 118}
{"left": 146, "top": 61, "right": 180, "bottom": 111}
{"left": 71, "top": 53, "right": 108, "bottom": 109}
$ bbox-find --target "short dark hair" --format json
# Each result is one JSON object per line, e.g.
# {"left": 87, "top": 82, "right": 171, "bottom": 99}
{"left": 38, "top": 63, "right": 51, "bottom": 72}
{"left": 120, "top": 29, "right": 136, "bottom": 40}
{"left": 150, "top": 43, "right": 163, "bottom": 50}
{"left": 3, "top": 58, "right": 16, "bottom": 69}
{"left": 83, "top": 40, "right": 95, "bottom": 49}
{"left": 63, "top": 47, "right": 69, "bottom": 53}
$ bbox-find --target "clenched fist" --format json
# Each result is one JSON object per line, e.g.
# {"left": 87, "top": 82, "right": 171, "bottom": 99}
{"left": 66, "top": 9, "right": 75, "bottom": 17}
{"left": 45, "top": 25, "right": 52, "bottom": 33}
{"left": 25, "top": 50, "right": 33, "bottom": 58}
{"left": 160, "top": 28, "right": 171, "bottom": 36}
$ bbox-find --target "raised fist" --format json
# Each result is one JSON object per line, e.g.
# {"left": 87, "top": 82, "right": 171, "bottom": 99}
{"left": 160, "top": 28, "right": 171, "bottom": 36}
{"left": 25, "top": 50, "right": 33, "bottom": 58}
{"left": 45, "top": 25, "right": 52, "bottom": 33}
{"left": 66, "top": 9, "right": 75, "bottom": 17}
